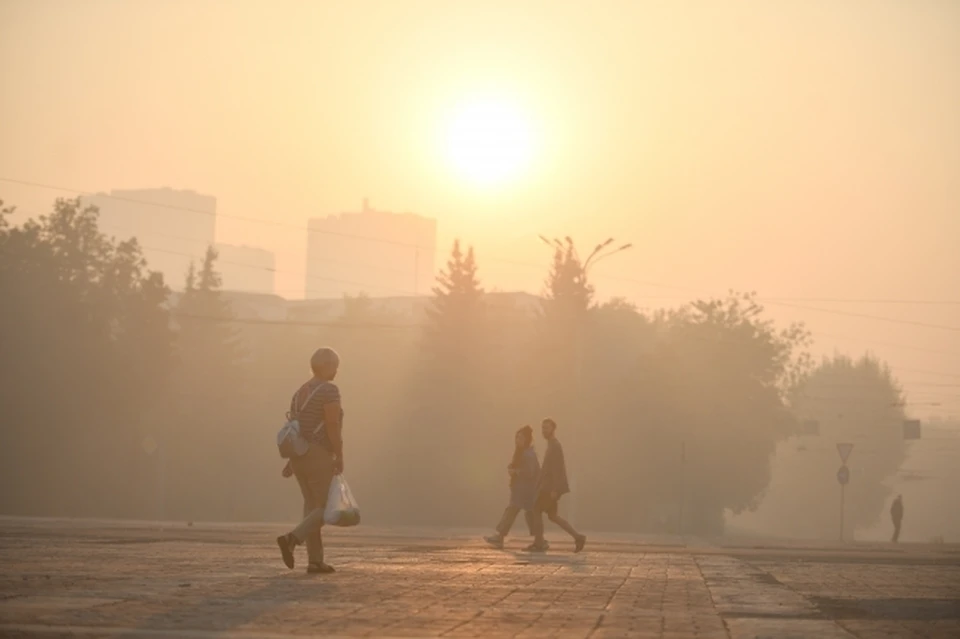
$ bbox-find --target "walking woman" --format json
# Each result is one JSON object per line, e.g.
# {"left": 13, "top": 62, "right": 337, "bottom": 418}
{"left": 276, "top": 347, "right": 344, "bottom": 574}
{"left": 484, "top": 425, "right": 540, "bottom": 549}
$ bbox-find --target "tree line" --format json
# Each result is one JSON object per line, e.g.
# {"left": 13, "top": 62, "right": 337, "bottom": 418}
{"left": 0, "top": 197, "right": 908, "bottom": 535}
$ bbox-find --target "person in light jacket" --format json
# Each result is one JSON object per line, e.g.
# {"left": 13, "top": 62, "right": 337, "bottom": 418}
{"left": 527, "top": 418, "right": 586, "bottom": 553}
{"left": 484, "top": 426, "right": 540, "bottom": 549}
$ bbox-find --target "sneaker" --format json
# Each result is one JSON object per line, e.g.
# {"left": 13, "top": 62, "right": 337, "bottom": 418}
{"left": 277, "top": 534, "right": 295, "bottom": 570}
{"left": 574, "top": 535, "right": 587, "bottom": 553}
{"left": 524, "top": 541, "right": 548, "bottom": 553}
{"left": 483, "top": 534, "right": 504, "bottom": 549}
{"left": 307, "top": 562, "right": 335, "bottom": 574}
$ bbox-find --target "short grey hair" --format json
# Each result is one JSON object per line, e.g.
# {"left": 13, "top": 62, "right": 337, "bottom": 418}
{"left": 310, "top": 347, "right": 340, "bottom": 375}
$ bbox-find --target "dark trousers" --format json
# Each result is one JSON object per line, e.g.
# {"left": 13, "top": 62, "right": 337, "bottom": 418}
{"left": 892, "top": 518, "right": 902, "bottom": 543}
{"left": 496, "top": 506, "right": 535, "bottom": 537}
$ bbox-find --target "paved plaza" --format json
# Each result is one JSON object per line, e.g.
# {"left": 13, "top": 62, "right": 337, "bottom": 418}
{"left": 0, "top": 518, "right": 958, "bottom": 638}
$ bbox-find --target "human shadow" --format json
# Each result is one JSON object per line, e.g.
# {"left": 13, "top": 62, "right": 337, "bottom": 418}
{"left": 117, "top": 571, "right": 342, "bottom": 638}
{"left": 503, "top": 548, "right": 590, "bottom": 573}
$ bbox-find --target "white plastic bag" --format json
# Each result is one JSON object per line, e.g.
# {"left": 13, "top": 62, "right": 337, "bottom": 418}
{"left": 324, "top": 475, "right": 361, "bottom": 527}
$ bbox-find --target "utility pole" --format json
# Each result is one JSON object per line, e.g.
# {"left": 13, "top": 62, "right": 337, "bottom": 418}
{"left": 840, "top": 482, "right": 845, "bottom": 541}
{"left": 836, "top": 443, "right": 853, "bottom": 542}
{"left": 156, "top": 441, "right": 166, "bottom": 525}
{"left": 679, "top": 440, "right": 686, "bottom": 536}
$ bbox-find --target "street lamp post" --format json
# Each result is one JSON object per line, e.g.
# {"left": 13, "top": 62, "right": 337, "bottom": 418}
{"left": 537, "top": 236, "right": 633, "bottom": 523}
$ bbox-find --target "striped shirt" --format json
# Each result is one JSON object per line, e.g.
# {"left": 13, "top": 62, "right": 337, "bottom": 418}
{"left": 290, "top": 380, "right": 343, "bottom": 450}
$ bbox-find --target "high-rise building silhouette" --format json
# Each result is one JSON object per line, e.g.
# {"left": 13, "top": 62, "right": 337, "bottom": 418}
{"left": 305, "top": 199, "right": 436, "bottom": 299}
{"left": 84, "top": 188, "right": 216, "bottom": 290}
{"left": 215, "top": 243, "right": 276, "bottom": 295}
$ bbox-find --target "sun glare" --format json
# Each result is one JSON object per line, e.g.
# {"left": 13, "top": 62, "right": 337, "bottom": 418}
{"left": 444, "top": 97, "right": 534, "bottom": 188}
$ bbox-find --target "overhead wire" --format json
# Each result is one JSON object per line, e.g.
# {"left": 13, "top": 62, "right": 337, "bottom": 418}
{"left": 0, "top": 176, "right": 435, "bottom": 250}
{"left": 5, "top": 175, "right": 960, "bottom": 308}
{"left": 5, "top": 177, "right": 960, "bottom": 372}
{"left": 7, "top": 208, "right": 423, "bottom": 297}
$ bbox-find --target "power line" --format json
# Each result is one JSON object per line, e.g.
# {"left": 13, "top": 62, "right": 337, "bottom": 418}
{"left": 144, "top": 244, "right": 415, "bottom": 296}
{"left": 172, "top": 310, "right": 421, "bottom": 329}
{"left": 8, "top": 234, "right": 960, "bottom": 386}
{"left": 823, "top": 378, "right": 960, "bottom": 388}
{"left": 808, "top": 330, "right": 960, "bottom": 358}
{"left": 761, "top": 297, "right": 960, "bottom": 305}
{"left": 0, "top": 176, "right": 435, "bottom": 250}
{"left": 1, "top": 180, "right": 708, "bottom": 299}
{"left": 7, "top": 208, "right": 422, "bottom": 297}
{"left": 759, "top": 300, "right": 960, "bottom": 333}
{"left": 6, "top": 176, "right": 960, "bottom": 312}
{"left": 167, "top": 309, "right": 960, "bottom": 371}
{"left": 894, "top": 367, "right": 960, "bottom": 380}
{"left": 7, "top": 226, "right": 960, "bottom": 364}
{"left": 7, "top": 225, "right": 960, "bottom": 360}
{"left": 51, "top": 214, "right": 960, "bottom": 337}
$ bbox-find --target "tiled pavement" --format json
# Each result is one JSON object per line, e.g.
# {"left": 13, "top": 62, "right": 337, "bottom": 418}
{"left": 0, "top": 519, "right": 958, "bottom": 638}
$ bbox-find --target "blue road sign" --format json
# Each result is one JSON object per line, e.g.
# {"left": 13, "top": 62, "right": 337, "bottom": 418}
{"left": 837, "top": 465, "right": 850, "bottom": 486}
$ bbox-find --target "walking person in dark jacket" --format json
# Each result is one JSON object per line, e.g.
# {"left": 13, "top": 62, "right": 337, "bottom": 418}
{"left": 891, "top": 494, "right": 904, "bottom": 543}
{"left": 527, "top": 418, "right": 586, "bottom": 553}
{"left": 484, "top": 426, "right": 540, "bottom": 549}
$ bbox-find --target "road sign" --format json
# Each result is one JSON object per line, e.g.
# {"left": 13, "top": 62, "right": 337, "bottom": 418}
{"left": 837, "top": 442, "right": 854, "bottom": 464}
{"left": 837, "top": 465, "right": 850, "bottom": 485}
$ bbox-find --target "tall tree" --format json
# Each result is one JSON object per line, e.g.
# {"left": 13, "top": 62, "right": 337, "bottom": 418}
{"left": 0, "top": 197, "right": 173, "bottom": 517}
{"left": 533, "top": 238, "right": 595, "bottom": 445}
{"left": 424, "top": 239, "right": 485, "bottom": 367}
{"left": 651, "top": 293, "right": 810, "bottom": 533}
{"left": 165, "top": 246, "right": 246, "bottom": 520}
{"left": 176, "top": 247, "right": 242, "bottom": 374}
{"left": 381, "top": 240, "right": 495, "bottom": 525}
{"left": 571, "top": 292, "right": 811, "bottom": 533}
{"left": 542, "top": 238, "right": 593, "bottom": 326}
{"left": 741, "top": 354, "right": 909, "bottom": 539}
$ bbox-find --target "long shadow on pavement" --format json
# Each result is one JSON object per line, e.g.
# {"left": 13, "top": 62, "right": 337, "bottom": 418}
{"left": 117, "top": 574, "right": 342, "bottom": 638}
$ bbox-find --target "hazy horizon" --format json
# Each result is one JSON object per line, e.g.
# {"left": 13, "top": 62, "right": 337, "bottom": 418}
{"left": 3, "top": 0, "right": 957, "bottom": 420}
{"left": 2, "top": 0, "right": 960, "bottom": 550}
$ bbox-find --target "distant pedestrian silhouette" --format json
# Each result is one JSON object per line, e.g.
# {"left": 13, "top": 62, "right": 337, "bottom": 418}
{"left": 484, "top": 426, "right": 540, "bottom": 549}
{"left": 890, "top": 494, "right": 904, "bottom": 543}
{"left": 527, "top": 418, "right": 586, "bottom": 553}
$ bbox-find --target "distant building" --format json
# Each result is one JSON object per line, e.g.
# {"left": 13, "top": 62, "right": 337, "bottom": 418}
{"left": 305, "top": 199, "right": 436, "bottom": 300}
{"left": 207, "top": 289, "right": 539, "bottom": 325}
{"left": 84, "top": 188, "right": 217, "bottom": 290}
{"left": 214, "top": 243, "right": 275, "bottom": 295}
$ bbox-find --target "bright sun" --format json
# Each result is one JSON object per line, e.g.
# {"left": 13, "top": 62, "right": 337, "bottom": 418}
{"left": 444, "top": 97, "right": 534, "bottom": 188}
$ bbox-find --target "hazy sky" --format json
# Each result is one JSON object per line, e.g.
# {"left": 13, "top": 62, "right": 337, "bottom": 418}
{"left": 2, "top": 0, "right": 958, "bottom": 417}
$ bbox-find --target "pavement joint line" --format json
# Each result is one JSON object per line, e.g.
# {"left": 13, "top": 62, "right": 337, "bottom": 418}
{"left": 0, "top": 625, "right": 359, "bottom": 639}
{"left": 4, "top": 520, "right": 959, "bottom": 638}
{"left": 437, "top": 608, "right": 486, "bottom": 637}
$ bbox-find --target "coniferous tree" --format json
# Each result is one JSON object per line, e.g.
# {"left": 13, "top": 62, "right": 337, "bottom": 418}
{"left": 425, "top": 239, "right": 485, "bottom": 368}
{"left": 383, "top": 240, "right": 497, "bottom": 526}
{"left": 167, "top": 246, "right": 246, "bottom": 520}
{"left": 542, "top": 238, "right": 593, "bottom": 324}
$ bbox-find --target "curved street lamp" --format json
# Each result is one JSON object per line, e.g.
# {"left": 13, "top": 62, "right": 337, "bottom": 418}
{"left": 536, "top": 235, "right": 633, "bottom": 523}
{"left": 539, "top": 235, "right": 633, "bottom": 276}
